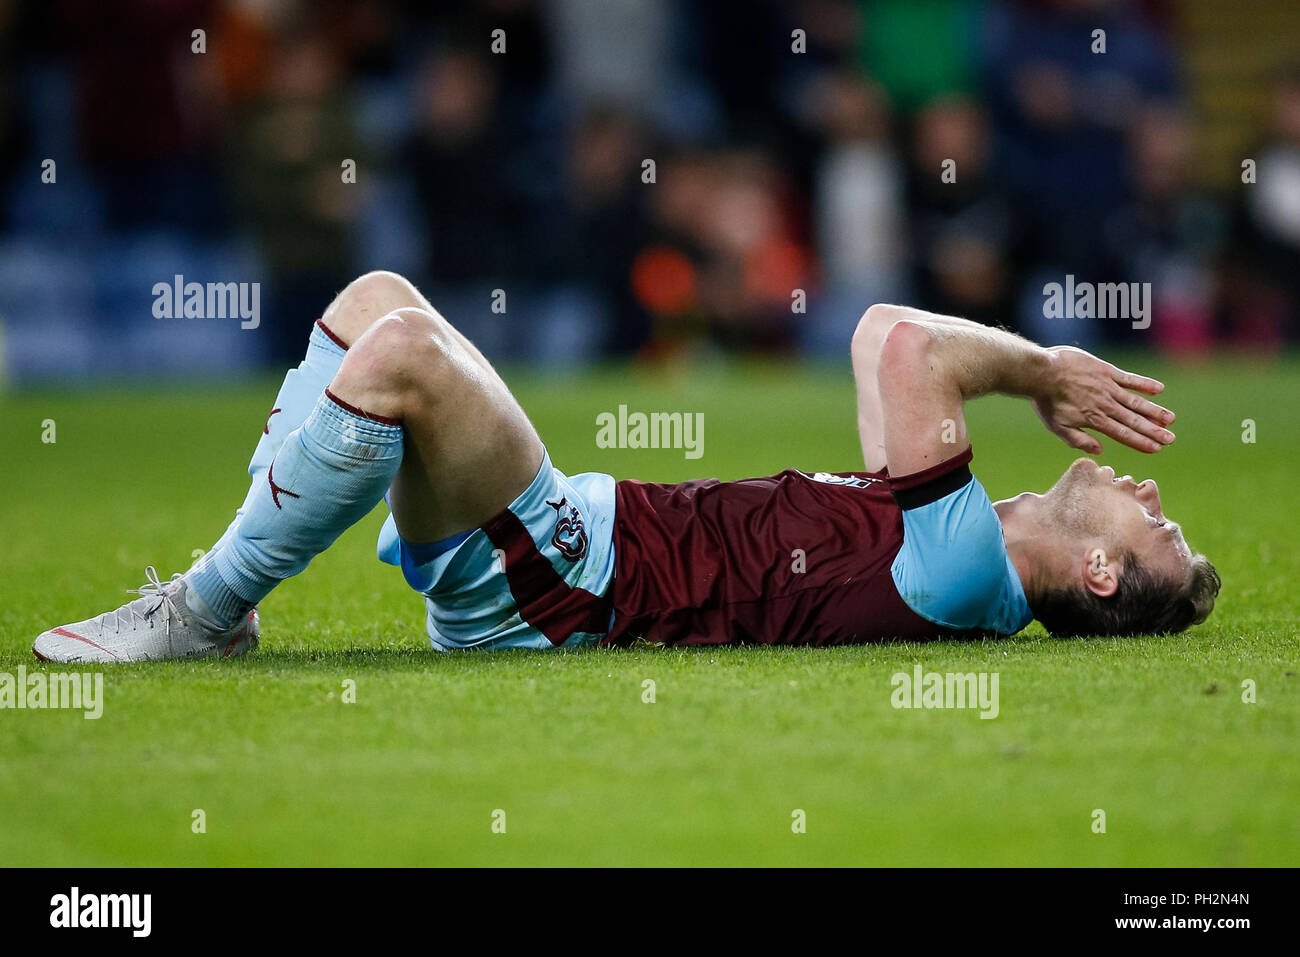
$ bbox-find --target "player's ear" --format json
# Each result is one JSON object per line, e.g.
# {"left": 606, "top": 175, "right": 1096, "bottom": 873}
{"left": 1083, "top": 547, "right": 1119, "bottom": 598}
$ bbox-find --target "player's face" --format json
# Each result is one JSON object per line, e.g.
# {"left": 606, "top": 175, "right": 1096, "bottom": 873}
{"left": 1040, "top": 458, "right": 1193, "bottom": 584}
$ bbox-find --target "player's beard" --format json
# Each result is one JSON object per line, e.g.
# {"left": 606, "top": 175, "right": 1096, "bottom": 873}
{"left": 1041, "top": 458, "right": 1110, "bottom": 538}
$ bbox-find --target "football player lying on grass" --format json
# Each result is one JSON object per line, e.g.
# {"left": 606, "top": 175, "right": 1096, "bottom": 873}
{"left": 34, "top": 272, "right": 1220, "bottom": 662}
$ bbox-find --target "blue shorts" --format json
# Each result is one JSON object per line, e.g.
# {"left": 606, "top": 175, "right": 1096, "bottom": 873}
{"left": 376, "top": 451, "right": 617, "bottom": 651}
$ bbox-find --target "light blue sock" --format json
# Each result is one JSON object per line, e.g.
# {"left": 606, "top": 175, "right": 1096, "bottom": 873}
{"left": 188, "top": 391, "right": 403, "bottom": 626}
{"left": 200, "top": 321, "right": 348, "bottom": 562}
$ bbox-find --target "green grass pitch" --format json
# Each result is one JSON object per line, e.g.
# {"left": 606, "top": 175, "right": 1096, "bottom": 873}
{"left": 1, "top": 356, "right": 1297, "bottom": 866}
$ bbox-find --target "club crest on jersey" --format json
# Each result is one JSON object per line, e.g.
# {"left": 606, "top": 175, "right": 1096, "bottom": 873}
{"left": 806, "top": 472, "right": 881, "bottom": 488}
{"left": 546, "top": 496, "right": 588, "bottom": 561}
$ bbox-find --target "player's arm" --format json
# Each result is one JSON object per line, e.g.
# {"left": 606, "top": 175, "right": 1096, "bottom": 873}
{"left": 852, "top": 304, "right": 999, "bottom": 470}
{"left": 863, "top": 303, "right": 1176, "bottom": 476}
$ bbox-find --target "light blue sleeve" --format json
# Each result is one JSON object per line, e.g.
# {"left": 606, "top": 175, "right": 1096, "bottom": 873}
{"left": 890, "top": 476, "right": 1033, "bottom": 634}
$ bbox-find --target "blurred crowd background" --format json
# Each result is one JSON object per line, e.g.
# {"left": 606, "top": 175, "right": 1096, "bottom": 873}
{"left": 1, "top": 0, "right": 1298, "bottom": 383}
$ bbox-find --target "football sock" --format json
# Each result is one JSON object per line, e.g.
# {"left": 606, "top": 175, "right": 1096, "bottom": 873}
{"left": 187, "top": 389, "right": 404, "bottom": 628}
{"left": 201, "top": 320, "right": 348, "bottom": 560}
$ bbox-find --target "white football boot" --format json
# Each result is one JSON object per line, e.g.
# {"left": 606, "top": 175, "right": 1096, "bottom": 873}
{"left": 33, "top": 566, "right": 259, "bottom": 663}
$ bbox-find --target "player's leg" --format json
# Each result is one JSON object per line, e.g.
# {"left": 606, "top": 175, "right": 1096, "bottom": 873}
{"left": 33, "top": 275, "right": 543, "bottom": 662}
{"left": 210, "top": 269, "right": 452, "bottom": 546}
{"left": 347, "top": 306, "right": 619, "bottom": 654}
{"left": 319, "top": 269, "right": 497, "bottom": 377}
{"left": 193, "top": 270, "right": 422, "bottom": 564}
{"left": 290, "top": 268, "right": 544, "bottom": 538}
{"left": 169, "top": 304, "right": 540, "bottom": 650}
{"left": 329, "top": 307, "right": 544, "bottom": 544}
{"left": 32, "top": 371, "right": 405, "bottom": 664}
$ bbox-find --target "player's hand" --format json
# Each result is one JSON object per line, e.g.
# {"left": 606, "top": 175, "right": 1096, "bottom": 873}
{"left": 1031, "top": 346, "right": 1175, "bottom": 454}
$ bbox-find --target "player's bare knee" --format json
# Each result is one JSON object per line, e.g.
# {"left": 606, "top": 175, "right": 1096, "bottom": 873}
{"left": 335, "top": 308, "right": 454, "bottom": 405}
{"left": 358, "top": 306, "right": 448, "bottom": 361}
{"left": 321, "top": 270, "right": 426, "bottom": 347}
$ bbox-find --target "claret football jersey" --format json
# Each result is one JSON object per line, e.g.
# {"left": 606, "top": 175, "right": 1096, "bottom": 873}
{"left": 603, "top": 446, "right": 1033, "bottom": 646}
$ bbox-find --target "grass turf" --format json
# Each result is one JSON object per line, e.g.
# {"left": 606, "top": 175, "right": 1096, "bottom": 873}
{"left": 0, "top": 355, "right": 1296, "bottom": 866}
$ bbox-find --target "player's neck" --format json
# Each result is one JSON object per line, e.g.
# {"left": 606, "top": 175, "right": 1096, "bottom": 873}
{"left": 994, "top": 493, "right": 1055, "bottom": 605}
